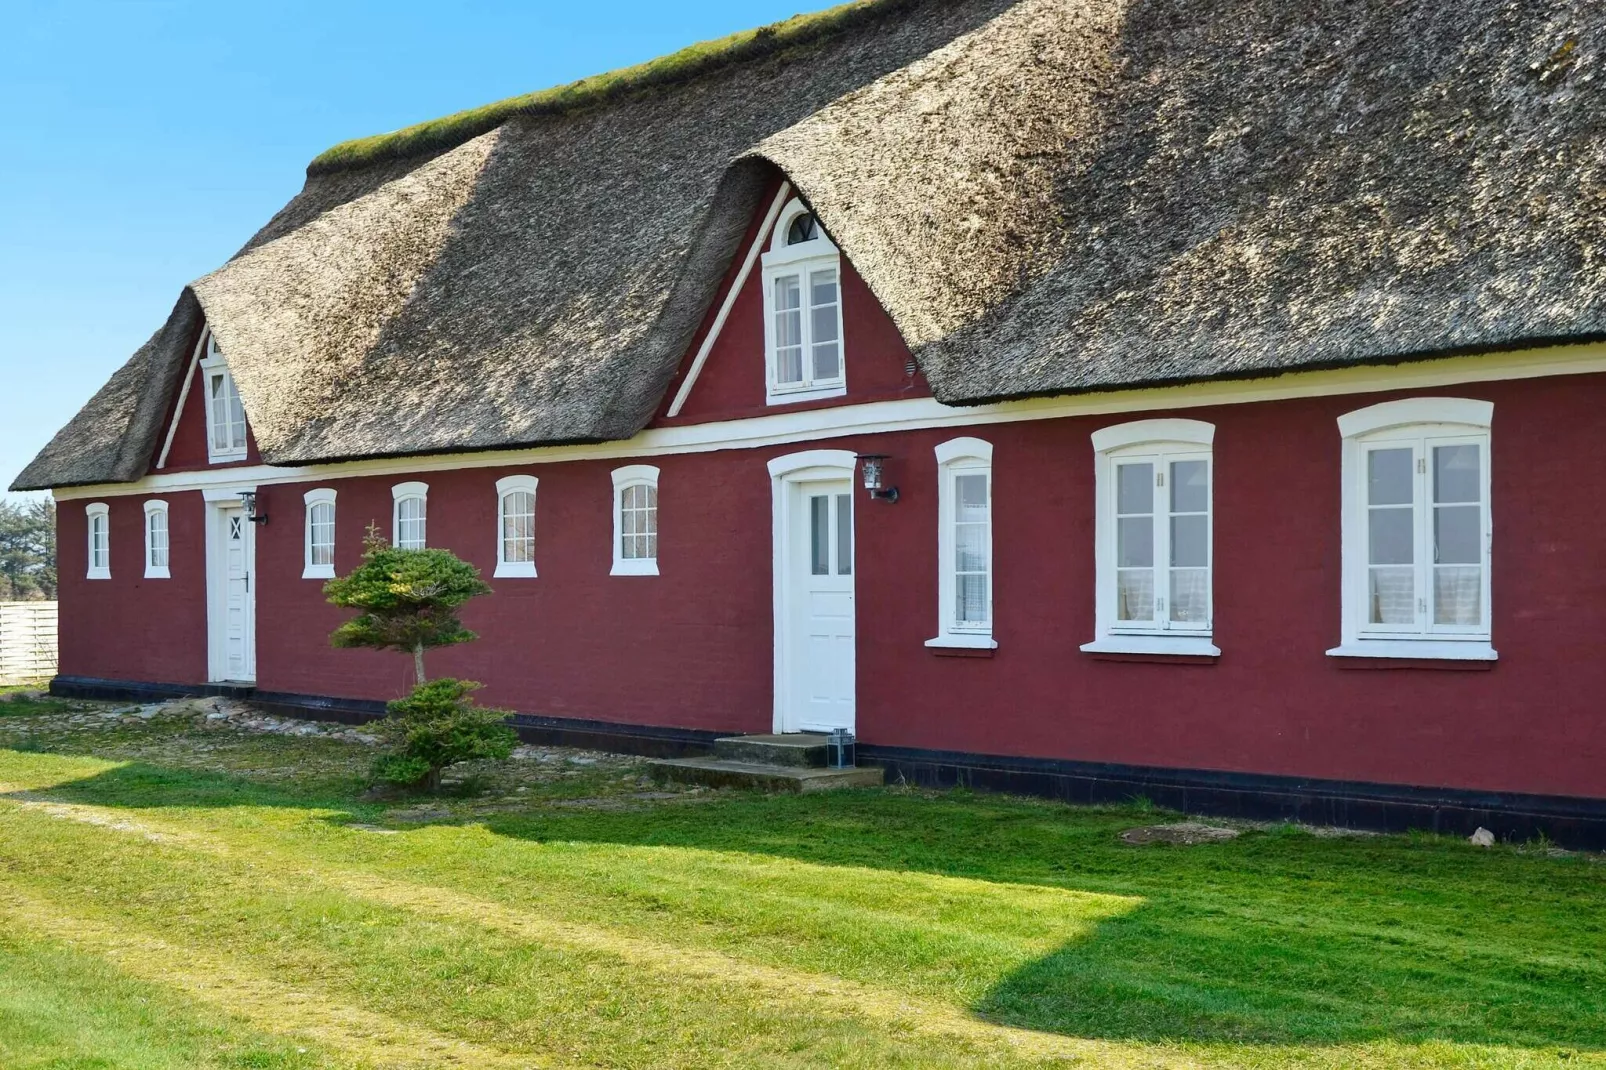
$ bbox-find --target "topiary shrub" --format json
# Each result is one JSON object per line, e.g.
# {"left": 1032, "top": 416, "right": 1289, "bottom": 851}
{"left": 371, "top": 678, "right": 518, "bottom": 792}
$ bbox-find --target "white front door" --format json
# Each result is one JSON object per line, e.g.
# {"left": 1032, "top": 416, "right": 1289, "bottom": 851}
{"left": 210, "top": 504, "right": 257, "bottom": 683}
{"left": 787, "top": 480, "right": 855, "bottom": 732}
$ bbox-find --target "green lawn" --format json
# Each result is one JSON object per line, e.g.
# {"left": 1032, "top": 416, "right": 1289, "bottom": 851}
{"left": 0, "top": 695, "right": 1602, "bottom": 1068}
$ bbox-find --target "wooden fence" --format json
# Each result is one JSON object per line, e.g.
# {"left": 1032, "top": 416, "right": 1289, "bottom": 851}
{"left": 0, "top": 601, "right": 57, "bottom": 682}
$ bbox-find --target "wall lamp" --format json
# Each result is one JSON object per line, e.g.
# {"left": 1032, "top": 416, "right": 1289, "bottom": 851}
{"left": 855, "top": 454, "right": 899, "bottom": 503}
{"left": 238, "top": 490, "right": 269, "bottom": 525}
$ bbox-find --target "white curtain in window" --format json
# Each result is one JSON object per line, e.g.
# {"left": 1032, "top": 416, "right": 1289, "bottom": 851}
{"left": 308, "top": 502, "right": 335, "bottom": 566}
{"left": 500, "top": 491, "right": 534, "bottom": 563}
{"left": 146, "top": 511, "right": 168, "bottom": 569}
{"left": 619, "top": 483, "right": 657, "bottom": 561}
{"left": 396, "top": 497, "right": 426, "bottom": 550}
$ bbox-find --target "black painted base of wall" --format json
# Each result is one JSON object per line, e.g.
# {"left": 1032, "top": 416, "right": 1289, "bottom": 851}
{"left": 47, "top": 675, "right": 1606, "bottom": 849}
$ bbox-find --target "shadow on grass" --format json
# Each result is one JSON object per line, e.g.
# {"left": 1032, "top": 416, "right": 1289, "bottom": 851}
{"left": 10, "top": 760, "right": 1606, "bottom": 1054}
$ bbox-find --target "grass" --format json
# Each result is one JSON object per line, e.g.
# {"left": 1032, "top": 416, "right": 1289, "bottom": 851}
{"left": 0, "top": 702, "right": 1602, "bottom": 1068}
{"left": 306, "top": 0, "right": 918, "bottom": 176}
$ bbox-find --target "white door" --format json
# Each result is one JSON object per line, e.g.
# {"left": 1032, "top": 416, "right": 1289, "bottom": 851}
{"left": 212, "top": 505, "right": 257, "bottom": 682}
{"left": 788, "top": 481, "right": 855, "bottom": 732}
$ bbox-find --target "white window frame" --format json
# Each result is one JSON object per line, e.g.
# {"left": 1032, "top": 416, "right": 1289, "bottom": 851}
{"left": 493, "top": 475, "right": 538, "bottom": 578}
{"left": 198, "top": 333, "right": 248, "bottom": 463}
{"left": 1328, "top": 397, "right": 1496, "bottom": 661}
{"left": 926, "top": 438, "right": 996, "bottom": 650}
{"left": 611, "top": 465, "right": 660, "bottom": 576}
{"left": 1082, "top": 419, "right": 1219, "bottom": 657}
{"left": 85, "top": 501, "right": 110, "bottom": 580}
{"left": 303, "top": 488, "right": 337, "bottom": 580}
{"left": 391, "top": 482, "right": 428, "bottom": 550}
{"left": 143, "top": 499, "right": 170, "bottom": 579}
{"left": 761, "top": 198, "right": 846, "bottom": 406}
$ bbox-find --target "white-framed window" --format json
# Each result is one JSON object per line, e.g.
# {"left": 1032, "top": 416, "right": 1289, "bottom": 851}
{"left": 494, "top": 475, "right": 537, "bottom": 578}
{"left": 199, "top": 333, "right": 248, "bottom": 463}
{"left": 611, "top": 465, "right": 660, "bottom": 576}
{"left": 392, "top": 482, "right": 428, "bottom": 550}
{"left": 85, "top": 501, "right": 110, "bottom": 580}
{"left": 143, "top": 500, "right": 170, "bottom": 579}
{"left": 1082, "top": 419, "right": 1218, "bottom": 657}
{"left": 1328, "top": 397, "right": 1495, "bottom": 661}
{"left": 761, "top": 198, "right": 845, "bottom": 405}
{"left": 303, "top": 488, "right": 337, "bottom": 580}
{"left": 926, "top": 438, "right": 996, "bottom": 649}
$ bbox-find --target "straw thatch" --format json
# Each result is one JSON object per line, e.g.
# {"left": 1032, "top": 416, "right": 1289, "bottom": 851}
{"left": 17, "top": 0, "right": 1606, "bottom": 490}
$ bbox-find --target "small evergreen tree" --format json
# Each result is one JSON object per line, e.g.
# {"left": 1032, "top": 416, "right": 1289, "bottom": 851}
{"left": 370, "top": 678, "right": 517, "bottom": 792}
{"left": 323, "top": 527, "right": 491, "bottom": 685}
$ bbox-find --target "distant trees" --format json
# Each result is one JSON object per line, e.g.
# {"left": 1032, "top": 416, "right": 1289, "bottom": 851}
{"left": 0, "top": 498, "right": 55, "bottom": 601}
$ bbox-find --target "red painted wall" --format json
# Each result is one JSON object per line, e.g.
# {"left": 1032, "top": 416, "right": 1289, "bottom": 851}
{"left": 653, "top": 178, "right": 931, "bottom": 427}
{"left": 157, "top": 353, "right": 261, "bottom": 472}
{"left": 57, "top": 372, "right": 1606, "bottom": 800}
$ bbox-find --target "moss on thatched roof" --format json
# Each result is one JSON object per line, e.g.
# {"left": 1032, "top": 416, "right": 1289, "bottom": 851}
{"left": 308, "top": 0, "right": 923, "bottom": 176}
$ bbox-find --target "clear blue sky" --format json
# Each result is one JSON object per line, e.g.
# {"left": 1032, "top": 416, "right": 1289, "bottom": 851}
{"left": 0, "top": 0, "right": 827, "bottom": 495}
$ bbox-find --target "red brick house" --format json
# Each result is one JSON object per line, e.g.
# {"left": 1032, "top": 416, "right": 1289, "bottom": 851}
{"left": 17, "top": 0, "right": 1606, "bottom": 843}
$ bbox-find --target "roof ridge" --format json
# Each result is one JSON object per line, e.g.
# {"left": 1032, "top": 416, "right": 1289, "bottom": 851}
{"left": 306, "top": 0, "right": 929, "bottom": 178}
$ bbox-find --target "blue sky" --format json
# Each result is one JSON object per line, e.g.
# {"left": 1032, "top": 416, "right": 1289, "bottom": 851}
{"left": 0, "top": 0, "right": 827, "bottom": 495}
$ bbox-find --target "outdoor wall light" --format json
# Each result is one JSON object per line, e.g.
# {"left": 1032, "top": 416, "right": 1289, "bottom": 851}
{"left": 855, "top": 454, "right": 899, "bottom": 503}
{"left": 238, "top": 490, "right": 269, "bottom": 525}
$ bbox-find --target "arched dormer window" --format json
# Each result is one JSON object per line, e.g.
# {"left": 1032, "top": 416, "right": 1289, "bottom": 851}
{"left": 762, "top": 198, "right": 844, "bottom": 405}
{"left": 199, "top": 333, "right": 248, "bottom": 463}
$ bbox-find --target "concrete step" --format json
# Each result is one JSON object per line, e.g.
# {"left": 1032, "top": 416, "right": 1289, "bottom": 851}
{"left": 648, "top": 757, "right": 883, "bottom": 793}
{"left": 713, "top": 733, "right": 833, "bottom": 767}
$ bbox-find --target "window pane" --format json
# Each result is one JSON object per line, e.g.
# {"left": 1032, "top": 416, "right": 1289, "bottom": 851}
{"left": 1170, "top": 514, "right": 1208, "bottom": 568}
{"left": 1367, "top": 448, "right": 1413, "bottom": 505}
{"left": 1434, "top": 505, "right": 1481, "bottom": 564}
{"left": 1116, "top": 463, "right": 1153, "bottom": 514}
{"left": 1434, "top": 444, "right": 1480, "bottom": 504}
{"left": 229, "top": 390, "right": 246, "bottom": 449}
{"left": 955, "top": 474, "right": 987, "bottom": 519}
{"left": 955, "top": 520, "right": 988, "bottom": 573}
{"left": 310, "top": 502, "right": 335, "bottom": 566}
{"left": 1117, "top": 570, "right": 1154, "bottom": 621}
{"left": 810, "top": 495, "right": 829, "bottom": 575}
{"left": 1368, "top": 508, "right": 1413, "bottom": 565}
{"left": 1170, "top": 568, "right": 1208, "bottom": 623}
{"left": 956, "top": 574, "right": 988, "bottom": 624}
{"left": 1368, "top": 567, "right": 1415, "bottom": 625}
{"left": 812, "top": 341, "right": 840, "bottom": 382}
{"left": 1116, "top": 516, "right": 1153, "bottom": 567}
{"left": 1170, "top": 460, "right": 1208, "bottom": 513}
{"left": 210, "top": 376, "right": 229, "bottom": 450}
{"left": 775, "top": 276, "right": 803, "bottom": 384}
{"left": 810, "top": 269, "right": 837, "bottom": 308}
{"left": 501, "top": 491, "right": 534, "bottom": 563}
{"left": 835, "top": 494, "right": 851, "bottom": 575}
{"left": 1434, "top": 566, "right": 1482, "bottom": 625}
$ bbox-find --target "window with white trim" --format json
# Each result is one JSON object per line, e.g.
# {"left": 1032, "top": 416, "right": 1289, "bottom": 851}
{"left": 303, "top": 488, "right": 337, "bottom": 579}
{"left": 926, "top": 438, "right": 995, "bottom": 649}
{"left": 762, "top": 198, "right": 845, "bottom": 405}
{"left": 1083, "top": 419, "right": 1218, "bottom": 657}
{"left": 1329, "top": 398, "right": 1495, "bottom": 660}
{"left": 391, "top": 482, "right": 428, "bottom": 550}
{"left": 199, "top": 333, "right": 248, "bottom": 463}
{"left": 85, "top": 502, "right": 110, "bottom": 580}
{"left": 143, "top": 500, "right": 170, "bottom": 579}
{"left": 494, "top": 475, "right": 537, "bottom": 578}
{"left": 611, "top": 465, "right": 659, "bottom": 576}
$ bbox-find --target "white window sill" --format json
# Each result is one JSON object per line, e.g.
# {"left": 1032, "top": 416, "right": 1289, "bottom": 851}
{"left": 494, "top": 562, "right": 538, "bottom": 579}
{"left": 144, "top": 566, "right": 171, "bottom": 580}
{"left": 1326, "top": 640, "right": 1497, "bottom": 662}
{"left": 766, "top": 382, "right": 847, "bottom": 407}
{"left": 611, "top": 559, "right": 660, "bottom": 577}
{"left": 86, "top": 568, "right": 110, "bottom": 581}
{"left": 302, "top": 564, "right": 335, "bottom": 580}
{"left": 925, "top": 633, "right": 997, "bottom": 650}
{"left": 1080, "top": 635, "right": 1220, "bottom": 657}
{"left": 207, "top": 450, "right": 248, "bottom": 464}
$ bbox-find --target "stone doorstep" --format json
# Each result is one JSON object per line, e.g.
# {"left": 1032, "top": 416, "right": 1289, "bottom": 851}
{"left": 713, "top": 733, "right": 835, "bottom": 768}
{"left": 648, "top": 757, "right": 884, "bottom": 793}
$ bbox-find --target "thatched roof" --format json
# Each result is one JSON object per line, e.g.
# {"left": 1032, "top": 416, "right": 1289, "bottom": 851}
{"left": 17, "top": 0, "right": 1606, "bottom": 490}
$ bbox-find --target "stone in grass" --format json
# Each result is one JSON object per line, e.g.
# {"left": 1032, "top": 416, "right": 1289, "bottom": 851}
{"left": 1120, "top": 822, "right": 1241, "bottom": 846}
{"left": 1469, "top": 826, "right": 1496, "bottom": 847}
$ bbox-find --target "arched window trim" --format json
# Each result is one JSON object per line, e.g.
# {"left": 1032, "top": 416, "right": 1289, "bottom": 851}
{"left": 198, "top": 332, "right": 249, "bottom": 464}
{"left": 926, "top": 438, "right": 996, "bottom": 650}
{"left": 761, "top": 197, "right": 846, "bottom": 406}
{"left": 611, "top": 465, "right": 660, "bottom": 576}
{"left": 143, "top": 499, "right": 170, "bottom": 579}
{"left": 85, "top": 501, "right": 110, "bottom": 580}
{"left": 494, "top": 474, "right": 538, "bottom": 578}
{"left": 1328, "top": 397, "right": 1496, "bottom": 661}
{"left": 391, "top": 481, "right": 428, "bottom": 550}
{"left": 1081, "top": 419, "right": 1220, "bottom": 658}
{"left": 303, "top": 487, "right": 337, "bottom": 580}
